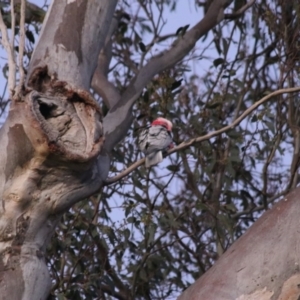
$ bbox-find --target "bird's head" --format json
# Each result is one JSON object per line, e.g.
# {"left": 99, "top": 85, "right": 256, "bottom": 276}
{"left": 151, "top": 117, "right": 173, "bottom": 131}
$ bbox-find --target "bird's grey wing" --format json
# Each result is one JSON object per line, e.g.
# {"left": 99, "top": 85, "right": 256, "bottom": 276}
{"left": 137, "top": 128, "right": 149, "bottom": 152}
{"left": 144, "top": 126, "right": 172, "bottom": 154}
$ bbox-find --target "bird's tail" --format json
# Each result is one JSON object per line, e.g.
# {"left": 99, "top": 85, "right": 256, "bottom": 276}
{"left": 145, "top": 151, "right": 163, "bottom": 168}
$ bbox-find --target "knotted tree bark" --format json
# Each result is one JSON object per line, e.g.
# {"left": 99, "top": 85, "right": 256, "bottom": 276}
{"left": 0, "top": 1, "right": 117, "bottom": 298}
{"left": 0, "top": 82, "right": 103, "bottom": 299}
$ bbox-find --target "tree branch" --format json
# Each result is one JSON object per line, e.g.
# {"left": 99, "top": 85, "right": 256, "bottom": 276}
{"left": 92, "top": 69, "right": 121, "bottom": 108}
{"left": 0, "top": 2, "right": 16, "bottom": 97}
{"left": 224, "top": 0, "right": 256, "bottom": 19}
{"left": 104, "top": 87, "right": 300, "bottom": 185}
{"left": 102, "top": 0, "right": 237, "bottom": 151}
{"left": 10, "top": 0, "right": 15, "bottom": 51}
{"left": 91, "top": 17, "right": 120, "bottom": 108}
{"left": 15, "top": 0, "right": 26, "bottom": 98}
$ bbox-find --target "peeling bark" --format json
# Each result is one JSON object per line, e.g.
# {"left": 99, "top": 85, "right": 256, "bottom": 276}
{"left": 0, "top": 1, "right": 117, "bottom": 297}
{"left": 0, "top": 75, "right": 103, "bottom": 298}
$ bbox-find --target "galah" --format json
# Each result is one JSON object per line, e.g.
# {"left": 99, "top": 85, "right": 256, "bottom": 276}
{"left": 138, "top": 117, "right": 173, "bottom": 168}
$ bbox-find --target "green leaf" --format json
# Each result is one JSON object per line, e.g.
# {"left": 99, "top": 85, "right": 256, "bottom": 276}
{"left": 139, "top": 268, "right": 148, "bottom": 281}
{"left": 123, "top": 228, "right": 131, "bottom": 241}
{"left": 223, "top": 203, "right": 237, "bottom": 213}
{"left": 103, "top": 275, "right": 116, "bottom": 293}
{"left": 143, "top": 91, "right": 149, "bottom": 102}
{"left": 127, "top": 216, "right": 136, "bottom": 223}
{"left": 141, "top": 24, "right": 153, "bottom": 33}
{"left": 170, "top": 79, "right": 183, "bottom": 90}
{"left": 195, "top": 202, "right": 209, "bottom": 211}
{"left": 206, "top": 101, "right": 222, "bottom": 109}
{"left": 213, "top": 58, "right": 225, "bottom": 67}
{"left": 265, "top": 120, "right": 275, "bottom": 133}
{"left": 26, "top": 30, "right": 35, "bottom": 43}
{"left": 57, "top": 294, "right": 65, "bottom": 300}
{"left": 217, "top": 213, "right": 234, "bottom": 236}
{"left": 106, "top": 227, "right": 116, "bottom": 244}
{"left": 139, "top": 42, "right": 146, "bottom": 52}
{"left": 90, "top": 227, "right": 98, "bottom": 238}
{"left": 251, "top": 115, "right": 258, "bottom": 122}
{"left": 72, "top": 274, "right": 84, "bottom": 283}
{"left": 125, "top": 205, "right": 131, "bottom": 218}
{"left": 147, "top": 224, "right": 156, "bottom": 245}
{"left": 222, "top": 38, "right": 229, "bottom": 54}
{"left": 166, "top": 164, "right": 180, "bottom": 172}
{"left": 226, "top": 129, "right": 241, "bottom": 139}
{"left": 2, "top": 64, "right": 8, "bottom": 79}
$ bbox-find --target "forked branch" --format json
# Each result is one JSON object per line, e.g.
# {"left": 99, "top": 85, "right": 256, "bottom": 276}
{"left": 0, "top": 0, "right": 27, "bottom": 99}
{"left": 0, "top": 2, "right": 16, "bottom": 97}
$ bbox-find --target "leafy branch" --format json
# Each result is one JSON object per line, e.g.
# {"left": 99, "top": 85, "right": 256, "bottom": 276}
{"left": 104, "top": 87, "right": 300, "bottom": 185}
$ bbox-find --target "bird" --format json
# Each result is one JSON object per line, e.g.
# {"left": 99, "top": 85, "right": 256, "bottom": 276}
{"left": 138, "top": 117, "right": 173, "bottom": 168}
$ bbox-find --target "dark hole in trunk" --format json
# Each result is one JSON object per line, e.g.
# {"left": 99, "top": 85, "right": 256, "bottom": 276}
{"left": 38, "top": 101, "right": 57, "bottom": 119}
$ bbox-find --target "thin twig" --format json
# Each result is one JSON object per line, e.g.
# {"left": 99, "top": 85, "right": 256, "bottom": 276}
{"left": 104, "top": 87, "right": 300, "bottom": 185}
{"left": 16, "top": 0, "right": 26, "bottom": 98}
{"left": 225, "top": 0, "right": 256, "bottom": 19}
{"left": 0, "top": 3, "right": 16, "bottom": 97}
{"left": 10, "top": 0, "right": 15, "bottom": 50}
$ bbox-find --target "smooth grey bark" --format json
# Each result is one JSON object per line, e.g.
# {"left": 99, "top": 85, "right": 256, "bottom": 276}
{"left": 177, "top": 187, "right": 300, "bottom": 300}
{"left": 27, "top": 0, "right": 117, "bottom": 90}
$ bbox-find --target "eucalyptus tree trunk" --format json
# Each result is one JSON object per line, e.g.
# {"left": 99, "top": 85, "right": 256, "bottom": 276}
{"left": 0, "top": 1, "right": 117, "bottom": 299}
{"left": 177, "top": 187, "right": 300, "bottom": 300}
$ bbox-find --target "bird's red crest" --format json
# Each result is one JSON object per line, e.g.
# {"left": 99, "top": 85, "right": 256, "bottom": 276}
{"left": 151, "top": 117, "right": 172, "bottom": 131}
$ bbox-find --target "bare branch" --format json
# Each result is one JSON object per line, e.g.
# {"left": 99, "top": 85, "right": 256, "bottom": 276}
{"left": 225, "top": 0, "right": 256, "bottom": 19}
{"left": 104, "top": 87, "right": 300, "bottom": 185}
{"left": 92, "top": 61, "right": 121, "bottom": 108}
{"left": 15, "top": 0, "right": 26, "bottom": 97}
{"left": 93, "top": 70, "right": 121, "bottom": 108}
{"left": 92, "top": 17, "right": 121, "bottom": 108}
{"left": 104, "top": 158, "right": 145, "bottom": 185}
{"left": 0, "top": 3, "right": 16, "bottom": 97}
{"left": 170, "top": 87, "right": 300, "bottom": 153}
{"left": 10, "top": 0, "right": 15, "bottom": 50}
